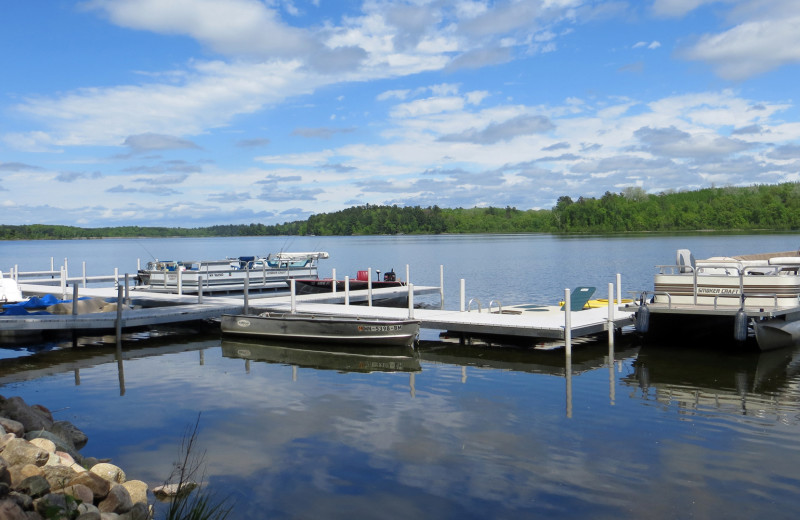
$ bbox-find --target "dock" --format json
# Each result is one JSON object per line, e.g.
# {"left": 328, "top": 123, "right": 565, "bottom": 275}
{"left": 1, "top": 263, "right": 634, "bottom": 347}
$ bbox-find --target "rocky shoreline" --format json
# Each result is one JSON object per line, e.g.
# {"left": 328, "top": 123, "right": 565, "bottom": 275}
{"left": 0, "top": 394, "right": 150, "bottom": 519}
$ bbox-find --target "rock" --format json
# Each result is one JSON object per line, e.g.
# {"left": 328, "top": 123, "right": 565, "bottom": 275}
{"left": 68, "top": 472, "right": 110, "bottom": 501}
{"left": 0, "top": 482, "right": 8, "bottom": 499}
{"left": 28, "top": 439, "right": 55, "bottom": 454}
{"left": 58, "top": 483, "right": 94, "bottom": 507}
{"left": 0, "top": 433, "right": 15, "bottom": 451}
{"left": 34, "top": 492, "right": 80, "bottom": 518}
{"left": 100, "top": 513, "right": 121, "bottom": 520}
{"left": 0, "top": 498, "right": 27, "bottom": 520}
{"left": 55, "top": 451, "right": 76, "bottom": 467}
{"left": 23, "top": 431, "right": 80, "bottom": 463}
{"left": 41, "top": 464, "right": 79, "bottom": 490}
{"left": 0, "top": 418, "right": 24, "bottom": 438}
{"left": 8, "top": 490, "right": 33, "bottom": 511}
{"left": 152, "top": 481, "right": 197, "bottom": 499}
{"left": 8, "top": 464, "right": 42, "bottom": 487}
{"left": 0, "top": 438, "right": 49, "bottom": 467}
{"left": 82, "top": 457, "right": 100, "bottom": 470}
{"left": 119, "top": 502, "right": 150, "bottom": 520}
{"left": 90, "top": 463, "right": 126, "bottom": 484}
{"left": 0, "top": 398, "right": 53, "bottom": 432}
{"left": 15, "top": 475, "right": 50, "bottom": 498}
{"left": 120, "top": 480, "right": 147, "bottom": 505}
{"left": 98, "top": 484, "right": 132, "bottom": 514}
{"left": 77, "top": 502, "right": 102, "bottom": 518}
{"left": 0, "top": 458, "right": 10, "bottom": 486}
{"left": 50, "top": 421, "right": 88, "bottom": 451}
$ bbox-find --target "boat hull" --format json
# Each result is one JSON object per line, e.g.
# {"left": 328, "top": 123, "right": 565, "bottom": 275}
{"left": 754, "top": 317, "right": 800, "bottom": 351}
{"left": 220, "top": 313, "right": 420, "bottom": 346}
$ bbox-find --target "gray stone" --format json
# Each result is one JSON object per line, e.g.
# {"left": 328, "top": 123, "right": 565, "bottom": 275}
{"left": 0, "top": 398, "right": 53, "bottom": 433}
{"left": 0, "top": 457, "right": 10, "bottom": 486}
{"left": 8, "top": 490, "right": 33, "bottom": 510}
{"left": 77, "top": 502, "right": 102, "bottom": 518}
{"left": 90, "top": 463, "right": 126, "bottom": 484}
{"left": 0, "top": 498, "right": 27, "bottom": 520}
{"left": 22, "top": 431, "right": 80, "bottom": 463}
{"left": 67, "top": 472, "right": 110, "bottom": 501}
{"left": 15, "top": 475, "right": 50, "bottom": 498}
{"left": 41, "top": 464, "right": 79, "bottom": 491}
{"left": 0, "top": 482, "right": 8, "bottom": 499}
{"left": 34, "top": 492, "right": 80, "bottom": 518}
{"left": 100, "top": 513, "right": 121, "bottom": 520}
{"left": 50, "top": 421, "right": 88, "bottom": 451}
{"left": 58, "top": 483, "right": 94, "bottom": 507}
{"left": 9, "top": 464, "right": 43, "bottom": 487}
{"left": 0, "top": 418, "right": 24, "bottom": 438}
{"left": 118, "top": 502, "right": 150, "bottom": 520}
{"left": 98, "top": 484, "right": 132, "bottom": 515}
{"left": 0, "top": 438, "right": 49, "bottom": 467}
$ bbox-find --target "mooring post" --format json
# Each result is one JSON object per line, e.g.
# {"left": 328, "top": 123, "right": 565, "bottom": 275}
{"left": 565, "top": 355, "right": 573, "bottom": 419}
{"left": 197, "top": 275, "right": 204, "bottom": 304}
{"left": 608, "top": 282, "right": 615, "bottom": 348}
{"left": 124, "top": 273, "right": 130, "bottom": 305}
{"left": 82, "top": 262, "right": 87, "bottom": 288}
{"left": 114, "top": 267, "right": 119, "bottom": 289}
{"left": 177, "top": 268, "right": 183, "bottom": 295}
{"left": 439, "top": 265, "right": 444, "bottom": 309}
{"left": 72, "top": 284, "right": 79, "bottom": 316}
{"left": 290, "top": 279, "right": 297, "bottom": 313}
{"left": 367, "top": 266, "right": 373, "bottom": 307}
{"left": 460, "top": 279, "right": 466, "bottom": 312}
{"left": 345, "top": 276, "right": 350, "bottom": 306}
{"left": 332, "top": 268, "right": 337, "bottom": 293}
{"left": 243, "top": 273, "right": 250, "bottom": 314}
{"left": 408, "top": 283, "right": 414, "bottom": 319}
{"left": 406, "top": 264, "right": 410, "bottom": 285}
{"left": 115, "top": 284, "right": 123, "bottom": 341}
{"left": 564, "top": 288, "right": 572, "bottom": 358}
{"left": 61, "top": 267, "right": 67, "bottom": 300}
{"left": 14, "top": 264, "right": 18, "bottom": 281}
{"left": 616, "top": 273, "right": 622, "bottom": 304}
{"left": 64, "top": 258, "right": 68, "bottom": 279}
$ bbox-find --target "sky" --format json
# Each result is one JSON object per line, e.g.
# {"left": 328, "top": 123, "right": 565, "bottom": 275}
{"left": 2, "top": 0, "right": 800, "bottom": 228}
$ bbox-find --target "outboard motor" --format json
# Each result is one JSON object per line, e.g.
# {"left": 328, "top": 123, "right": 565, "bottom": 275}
{"left": 676, "top": 249, "right": 695, "bottom": 273}
{"left": 384, "top": 269, "right": 396, "bottom": 282}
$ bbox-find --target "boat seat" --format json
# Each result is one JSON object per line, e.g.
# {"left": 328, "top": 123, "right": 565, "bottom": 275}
{"left": 561, "top": 286, "right": 596, "bottom": 312}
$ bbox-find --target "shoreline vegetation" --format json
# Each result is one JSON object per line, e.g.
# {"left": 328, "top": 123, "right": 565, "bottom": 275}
{"left": 3, "top": 183, "right": 800, "bottom": 240}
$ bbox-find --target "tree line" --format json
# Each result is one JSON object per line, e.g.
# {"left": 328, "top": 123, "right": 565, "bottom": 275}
{"left": 3, "top": 183, "right": 800, "bottom": 240}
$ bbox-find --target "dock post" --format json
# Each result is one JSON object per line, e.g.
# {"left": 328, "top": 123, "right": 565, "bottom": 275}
{"left": 616, "top": 273, "right": 622, "bottom": 305}
{"left": 72, "top": 284, "right": 79, "bottom": 315}
{"left": 406, "top": 264, "right": 410, "bottom": 285}
{"left": 50, "top": 257, "right": 54, "bottom": 273}
{"left": 137, "top": 258, "right": 141, "bottom": 270}
{"left": 607, "top": 282, "right": 615, "bottom": 347}
{"left": 197, "top": 276, "right": 203, "bottom": 304}
{"left": 439, "top": 265, "right": 444, "bottom": 309}
{"left": 82, "top": 262, "right": 87, "bottom": 288}
{"left": 60, "top": 267, "right": 67, "bottom": 300}
{"left": 564, "top": 288, "right": 572, "bottom": 358}
{"left": 14, "top": 265, "right": 18, "bottom": 281}
{"left": 115, "top": 285, "right": 123, "bottom": 341}
{"left": 408, "top": 283, "right": 414, "bottom": 319}
{"left": 460, "top": 279, "right": 465, "bottom": 312}
{"left": 177, "top": 268, "right": 183, "bottom": 295}
{"left": 64, "top": 258, "right": 68, "bottom": 279}
{"left": 367, "top": 266, "right": 373, "bottom": 306}
{"left": 243, "top": 274, "right": 250, "bottom": 314}
{"left": 124, "top": 274, "right": 130, "bottom": 305}
{"left": 332, "top": 268, "right": 337, "bottom": 293}
{"left": 345, "top": 276, "right": 350, "bottom": 306}
{"left": 290, "top": 279, "right": 297, "bottom": 313}
{"left": 114, "top": 267, "right": 119, "bottom": 289}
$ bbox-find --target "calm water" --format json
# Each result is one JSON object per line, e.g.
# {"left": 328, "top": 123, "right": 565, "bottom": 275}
{"left": 2, "top": 233, "right": 800, "bottom": 519}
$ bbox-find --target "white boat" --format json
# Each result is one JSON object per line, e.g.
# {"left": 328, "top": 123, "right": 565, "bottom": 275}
{"left": 635, "top": 249, "right": 800, "bottom": 350}
{"left": 220, "top": 312, "right": 420, "bottom": 347}
{"left": 137, "top": 251, "right": 329, "bottom": 293}
{"left": 0, "top": 273, "right": 23, "bottom": 303}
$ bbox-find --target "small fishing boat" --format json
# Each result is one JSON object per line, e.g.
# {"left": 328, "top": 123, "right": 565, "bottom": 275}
{"left": 220, "top": 312, "right": 420, "bottom": 347}
{"left": 137, "top": 251, "right": 329, "bottom": 293}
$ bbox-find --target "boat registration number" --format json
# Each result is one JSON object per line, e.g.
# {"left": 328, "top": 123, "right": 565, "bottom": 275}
{"left": 358, "top": 325, "right": 403, "bottom": 332}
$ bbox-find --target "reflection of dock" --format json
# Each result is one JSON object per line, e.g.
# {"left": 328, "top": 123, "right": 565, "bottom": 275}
{"left": 221, "top": 339, "right": 421, "bottom": 373}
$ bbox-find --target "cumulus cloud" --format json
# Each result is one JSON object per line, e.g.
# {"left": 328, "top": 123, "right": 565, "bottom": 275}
{"left": 438, "top": 114, "right": 555, "bottom": 144}
{"left": 123, "top": 133, "right": 201, "bottom": 153}
{"left": 634, "top": 125, "right": 752, "bottom": 159}
{"left": 0, "top": 162, "right": 42, "bottom": 172}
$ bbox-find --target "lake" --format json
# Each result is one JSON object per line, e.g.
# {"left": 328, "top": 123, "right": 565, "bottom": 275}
{"left": 2, "top": 233, "right": 800, "bottom": 519}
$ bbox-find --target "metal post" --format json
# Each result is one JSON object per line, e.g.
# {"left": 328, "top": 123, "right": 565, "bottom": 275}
{"left": 345, "top": 276, "right": 350, "bottom": 306}
{"left": 243, "top": 274, "right": 250, "bottom": 315}
{"left": 124, "top": 274, "right": 130, "bottom": 305}
{"left": 408, "top": 283, "right": 414, "bottom": 319}
{"left": 137, "top": 258, "right": 141, "bottom": 270}
{"left": 72, "top": 284, "right": 79, "bottom": 316}
{"left": 51, "top": 257, "right": 54, "bottom": 272}
{"left": 82, "top": 262, "right": 87, "bottom": 288}
{"left": 367, "top": 266, "right": 373, "bottom": 307}
{"left": 197, "top": 275, "right": 203, "bottom": 304}
{"left": 61, "top": 266, "right": 67, "bottom": 300}
{"left": 564, "top": 288, "right": 572, "bottom": 358}
{"left": 14, "top": 264, "right": 18, "bottom": 281}
{"left": 439, "top": 265, "right": 444, "bottom": 309}
{"left": 115, "top": 285, "right": 124, "bottom": 341}
{"left": 177, "top": 268, "right": 183, "bottom": 295}
{"left": 616, "top": 273, "right": 622, "bottom": 305}
{"left": 64, "top": 258, "right": 68, "bottom": 279}
{"left": 406, "top": 264, "right": 410, "bottom": 285}
{"left": 114, "top": 267, "right": 119, "bottom": 289}
{"left": 608, "top": 282, "right": 615, "bottom": 347}
{"left": 460, "top": 279, "right": 466, "bottom": 312}
{"left": 565, "top": 355, "right": 573, "bottom": 419}
{"left": 290, "top": 279, "right": 296, "bottom": 314}
{"left": 332, "top": 268, "right": 337, "bottom": 293}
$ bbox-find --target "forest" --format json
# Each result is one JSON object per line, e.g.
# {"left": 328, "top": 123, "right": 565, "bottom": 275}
{"left": 2, "top": 183, "right": 800, "bottom": 239}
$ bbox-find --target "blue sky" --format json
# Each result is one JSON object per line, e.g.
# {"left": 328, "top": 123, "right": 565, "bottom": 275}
{"left": 2, "top": 0, "right": 800, "bottom": 227}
